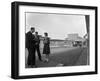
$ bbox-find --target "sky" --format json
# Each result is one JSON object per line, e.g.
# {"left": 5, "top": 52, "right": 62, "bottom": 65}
{"left": 26, "top": 12, "right": 87, "bottom": 39}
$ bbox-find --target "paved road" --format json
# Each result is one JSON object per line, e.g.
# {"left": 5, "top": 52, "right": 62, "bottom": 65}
{"left": 34, "top": 47, "right": 88, "bottom": 68}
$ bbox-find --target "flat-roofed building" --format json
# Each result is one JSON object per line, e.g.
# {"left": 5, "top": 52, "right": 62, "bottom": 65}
{"left": 66, "top": 33, "right": 86, "bottom": 47}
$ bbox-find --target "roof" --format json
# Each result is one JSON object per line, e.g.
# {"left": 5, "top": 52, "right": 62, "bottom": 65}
{"left": 66, "top": 37, "right": 85, "bottom": 41}
{"left": 50, "top": 39, "right": 65, "bottom": 41}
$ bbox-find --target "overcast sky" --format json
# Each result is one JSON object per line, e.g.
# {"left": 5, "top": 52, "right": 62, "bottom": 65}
{"left": 26, "top": 12, "right": 87, "bottom": 39}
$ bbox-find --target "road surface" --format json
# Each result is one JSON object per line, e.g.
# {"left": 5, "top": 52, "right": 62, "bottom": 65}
{"left": 25, "top": 46, "right": 89, "bottom": 68}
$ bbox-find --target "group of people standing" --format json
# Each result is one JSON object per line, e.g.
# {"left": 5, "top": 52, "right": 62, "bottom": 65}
{"left": 26, "top": 27, "right": 50, "bottom": 68}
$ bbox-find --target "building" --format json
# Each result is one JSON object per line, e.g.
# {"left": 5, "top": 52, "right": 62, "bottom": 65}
{"left": 66, "top": 33, "right": 86, "bottom": 47}
{"left": 50, "top": 39, "right": 66, "bottom": 47}
{"left": 39, "top": 36, "right": 67, "bottom": 48}
{"left": 39, "top": 33, "right": 86, "bottom": 48}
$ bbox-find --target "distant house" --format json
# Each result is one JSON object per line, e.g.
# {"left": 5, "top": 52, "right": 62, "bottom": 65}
{"left": 50, "top": 39, "right": 66, "bottom": 47}
{"left": 39, "top": 36, "right": 67, "bottom": 48}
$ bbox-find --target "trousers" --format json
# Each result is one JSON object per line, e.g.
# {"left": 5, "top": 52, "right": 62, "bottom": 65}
{"left": 27, "top": 48, "right": 35, "bottom": 66}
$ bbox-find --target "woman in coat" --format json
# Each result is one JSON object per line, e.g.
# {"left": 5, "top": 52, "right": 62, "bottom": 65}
{"left": 43, "top": 32, "right": 50, "bottom": 62}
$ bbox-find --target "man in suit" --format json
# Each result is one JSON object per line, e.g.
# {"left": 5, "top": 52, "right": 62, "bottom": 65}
{"left": 26, "top": 27, "right": 36, "bottom": 68}
{"left": 35, "top": 32, "right": 42, "bottom": 61}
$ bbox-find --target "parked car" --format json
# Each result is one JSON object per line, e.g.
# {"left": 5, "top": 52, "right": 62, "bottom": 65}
{"left": 73, "top": 41, "right": 82, "bottom": 47}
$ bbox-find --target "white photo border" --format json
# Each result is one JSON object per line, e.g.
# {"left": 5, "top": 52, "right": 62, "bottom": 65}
{"left": 18, "top": 5, "right": 96, "bottom": 76}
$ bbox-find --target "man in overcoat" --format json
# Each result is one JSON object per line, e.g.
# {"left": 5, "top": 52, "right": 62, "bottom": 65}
{"left": 35, "top": 32, "right": 42, "bottom": 61}
{"left": 26, "top": 27, "right": 36, "bottom": 67}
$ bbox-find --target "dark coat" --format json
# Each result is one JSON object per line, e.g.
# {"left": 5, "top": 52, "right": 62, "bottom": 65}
{"left": 43, "top": 37, "right": 50, "bottom": 54}
{"left": 26, "top": 31, "right": 36, "bottom": 49}
{"left": 35, "top": 35, "right": 40, "bottom": 46}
